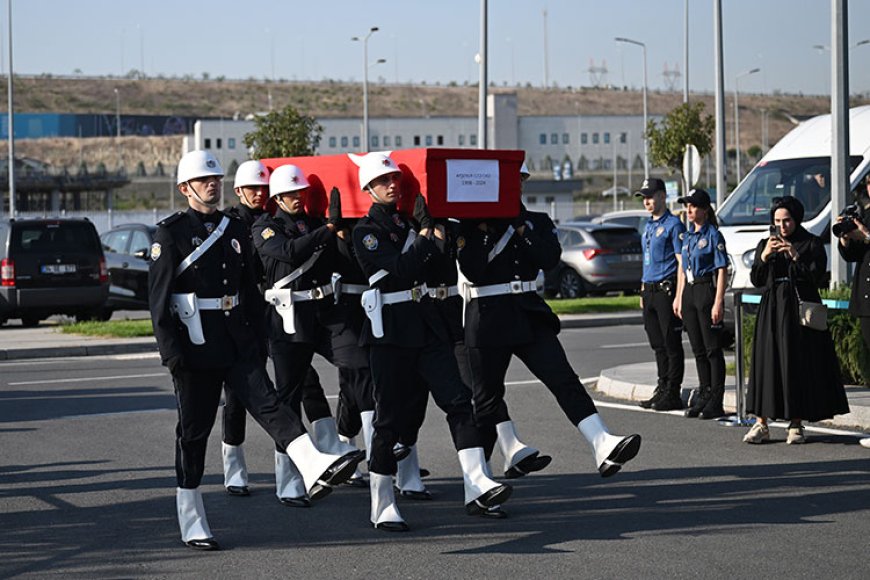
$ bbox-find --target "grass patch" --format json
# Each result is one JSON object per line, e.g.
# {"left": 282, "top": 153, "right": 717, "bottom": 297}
{"left": 58, "top": 319, "right": 154, "bottom": 338}
{"left": 545, "top": 295, "right": 641, "bottom": 315}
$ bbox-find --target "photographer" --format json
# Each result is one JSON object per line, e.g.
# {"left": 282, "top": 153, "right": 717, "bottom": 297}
{"left": 837, "top": 180, "right": 870, "bottom": 450}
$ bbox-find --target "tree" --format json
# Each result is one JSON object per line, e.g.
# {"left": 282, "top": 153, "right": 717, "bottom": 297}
{"left": 243, "top": 105, "right": 323, "bottom": 159}
{"left": 646, "top": 101, "right": 715, "bottom": 174}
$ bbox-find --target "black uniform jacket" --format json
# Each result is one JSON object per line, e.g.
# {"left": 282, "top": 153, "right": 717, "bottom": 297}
{"left": 148, "top": 208, "right": 264, "bottom": 369}
{"left": 252, "top": 209, "right": 337, "bottom": 343}
{"left": 428, "top": 221, "right": 464, "bottom": 344}
{"left": 334, "top": 225, "right": 368, "bottom": 330}
{"left": 457, "top": 211, "right": 562, "bottom": 348}
{"left": 352, "top": 202, "right": 449, "bottom": 348}
{"left": 225, "top": 204, "right": 267, "bottom": 287}
{"left": 838, "top": 236, "right": 870, "bottom": 317}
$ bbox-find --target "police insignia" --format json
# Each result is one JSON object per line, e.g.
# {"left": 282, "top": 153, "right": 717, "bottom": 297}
{"left": 698, "top": 239, "right": 708, "bottom": 249}
{"left": 296, "top": 221, "right": 307, "bottom": 233}
{"left": 656, "top": 226, "right": 665, "bottom": 237}
{"left": 231, "top": 239, "right": 242, "bottom": 254}
{"left": 717, "top": 242, "right": 725, "bottom": 251}
{"left": 204, "top": 222, "right": 214, "bottom": 234}
{"left": 456, "top": 236, "right": 466, "bottom": 249}
{"left": 150, "top": 242, "right": 162, "bottom": 260}
{"left": 261, "top": 227, "right": 275, "bottom": 240}
{"left": 679, "top": 232, "right": 685, "bottom": 241}
{"left": 192, "top": 236, "right": 203, "bottom": 247}
{"left": 363, "top": 234, "right": 379, "bottom": 251}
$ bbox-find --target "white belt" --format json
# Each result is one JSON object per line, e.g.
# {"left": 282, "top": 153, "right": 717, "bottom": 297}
{"left": 197, "top": 294, "right": 240, "bottom": 311}
{"left": 341, "top": 283, "right": 369, "bottom": 295}
{"left": 291, "top": 284, "right": 334, "bottom": 302}
{"left": 382, "top": 283, "right": 429, "bottom": 305}
{"left": 468, "top": 280, "right": 536, "bottom": 299}
{"left": 428, "top": 285, "right": 460, "bottom": 300}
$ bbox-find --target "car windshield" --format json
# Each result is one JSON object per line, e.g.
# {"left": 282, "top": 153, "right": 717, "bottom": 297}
{"left": 589, "top": 228, "right": 641, "bottom": 250}
{"left": 12, "top": 222, "right": 101, "bottom": 254}
{"left": 718, "top": 156, "right": 862, "bottom": 226}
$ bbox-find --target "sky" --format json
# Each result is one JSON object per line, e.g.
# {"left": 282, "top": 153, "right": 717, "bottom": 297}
{"left": 3, "top": 0, "right": 870, "bottom": 96}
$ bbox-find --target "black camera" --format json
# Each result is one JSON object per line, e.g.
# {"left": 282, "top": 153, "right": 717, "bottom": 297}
{"left": 832, "top": 204, "right": 863, "bottom": 237}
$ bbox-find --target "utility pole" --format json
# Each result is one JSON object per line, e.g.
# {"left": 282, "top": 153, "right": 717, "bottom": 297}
{"left": 6, "top": 0, "right": 14, "bottom": 217}
{"left": 830, "top": 0, "right": 849, "bottom": 287}
{"left": 713, "top": 0, "right": 726, "bottom": 207}
{"left": 478, "top": 0, "right": 487, "bottom": 149}
{"left": 542, "top": 8, "right": 549, "bottom": 89}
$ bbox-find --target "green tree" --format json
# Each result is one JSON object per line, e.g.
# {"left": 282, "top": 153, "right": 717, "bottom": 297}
{"left": 243, "top": 105, "right": 323, "bottom": 158}
{"left": 646, "top": 101, "right": 715, "bottom": 174}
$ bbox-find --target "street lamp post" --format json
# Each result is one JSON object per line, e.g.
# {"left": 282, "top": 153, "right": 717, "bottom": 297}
{"left": 614, "top": 37, "right": 648, "bottom": 178}
{"left": 734, "top": 67, "right": 760, "bottom": 183}
{"left": 352, "top": 27, "right": 379, "bottom": 152}
{"left": 113, "top": 88, "right": 121, "bottom": 170}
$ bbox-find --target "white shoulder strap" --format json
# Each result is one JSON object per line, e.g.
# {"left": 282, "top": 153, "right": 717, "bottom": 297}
{"left": 175, "top": 216, "right": 230, "bottom": 277}
{"left": 271, "top": 249, "right": 324, "bottom": 290}
{"left": 368, "top": 229, "right": 418, "bottom": 286}
{"left": 488, "top": 225, "right": 515, "bottom": 263}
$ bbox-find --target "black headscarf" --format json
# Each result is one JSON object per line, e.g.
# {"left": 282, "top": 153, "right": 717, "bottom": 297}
{"left": 771, "top": 196, "right": 805, "bottom": 226}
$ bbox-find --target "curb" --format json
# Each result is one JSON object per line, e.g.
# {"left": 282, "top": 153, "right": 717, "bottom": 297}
{"left": 0, "top": 341, "right": 158, "bottom": 361}
{"left": 559, "top": 313, "right": 643, "bottom": 329}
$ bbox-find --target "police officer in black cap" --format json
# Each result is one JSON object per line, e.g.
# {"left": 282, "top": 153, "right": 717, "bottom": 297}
{"left": 636, "top": 178, "right": 686, "bottom": 411}
{"left": 150, "top": 151, "right": 364, "bottom": 551}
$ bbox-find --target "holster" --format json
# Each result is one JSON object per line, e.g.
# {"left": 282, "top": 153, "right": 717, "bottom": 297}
{"left": 170, "top": 293, "right": 205, "bottom": 345}
{"left": 361, "top": 288, "right": 384, "bottom": 338}
{"left": 265, "top": 288, "right": 296, "bottom": 335}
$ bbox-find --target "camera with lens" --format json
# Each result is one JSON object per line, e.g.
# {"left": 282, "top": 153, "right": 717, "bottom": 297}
{"left": 832, "top": 204, "right": 863, "bottom": 238}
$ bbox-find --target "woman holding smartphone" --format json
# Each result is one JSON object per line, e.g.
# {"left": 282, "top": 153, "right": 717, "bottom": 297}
{"left": 743, "top": 196, "right": 848, "bottom": 444}
{"left": 675, "top": 189, "right": 729, "bottom": 419}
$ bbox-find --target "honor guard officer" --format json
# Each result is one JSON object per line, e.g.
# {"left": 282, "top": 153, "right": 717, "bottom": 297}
{"left": 352, "top": 152, "right": 511, "bottom": 531}
{"left": 150, "top": 150, "right": 364, "bottom": 551}
{"left": 636, "top": 178, "right": 686, "bottom": 412}
{"left": 217, "top": 160, "right": 271, "bottom": 497}
{"left": 457, "top": 167, "right": 642, "bottom": 480}
{"left": 252, "top": 165, "right": 362, "bottom": 507}
{"left": 675, "top": 189, "right": 729, "bottom": 419}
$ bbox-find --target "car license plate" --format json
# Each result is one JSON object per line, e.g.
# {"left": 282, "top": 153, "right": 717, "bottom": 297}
{"left": 41, "top": 263, "right": 77, "bottom": 274}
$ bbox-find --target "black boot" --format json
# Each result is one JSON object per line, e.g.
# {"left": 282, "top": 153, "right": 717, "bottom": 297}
{"left": 684, "top": 385, "right": 710, "bottom": 418}
{"left": 699, "top": 384, "right": 726, "bottom": 419}
{"left": 639, "top": 381, "right": 666, "bottom": 409}
{"left": 651, "top": 386, "right": 684, "bottom": 411}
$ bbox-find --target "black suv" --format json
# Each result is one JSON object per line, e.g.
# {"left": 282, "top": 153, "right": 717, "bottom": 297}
{"left": 0, "top": 218, "right": 109, "bottom": 326}
{"left": 100, "top": 223, "right": 155, "bottom": 313}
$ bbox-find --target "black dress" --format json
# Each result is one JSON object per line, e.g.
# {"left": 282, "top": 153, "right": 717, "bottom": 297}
{"left": 746, "top": 227, "right": 849, "bottom": 422}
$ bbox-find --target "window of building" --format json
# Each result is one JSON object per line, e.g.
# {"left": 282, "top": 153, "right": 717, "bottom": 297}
{"left": 604, "top": 132, "right": 610, "bottom": 144}
{"left": 545, "top": 196, "right": 555, "bottom": 204}
{"left": 414, "top": 135, "right": 421, "bottom": 146}
{"left": 581, "top": 133, "right": 588, "bottom": 145}
{"left": 437, "top": 135, "right": 444, "bottom": 146}
{"left": 562, "top": 133, "right": 569, "bottom": 144}
{"left": 216, "top": 138, "right": 222, "bottom": 149}
{"left": 341, "top": 136, "right": 348, "bottom": 148}
{"left": 352, "top": 136, "right": 360, "bottom": 148}
{"left": 527, "top": 196, "right": 538, "bottom": 204}
{"left": 383, "top": 136, "right": 391, "bottom": 147}
{"left": 372, "top": 135, "right": 379, "bottom": 148}
{"left": 228, "top": 138, "right": 236, "bottom": 149}
{"left": 204, "top": 138, "right": 211, "bottom": 148}
{"left": 539, "top": 133, "right": 547, "bottom": 145}
{"left": 425, "top": 135, "right": 433, "bottom": 146}
{"left": 470, "top": 134, "right": 477, "bottom": 146}
{"left": 592, "top": 133, "right": 599, "bottom": 144}
{"left": 550, "top": 133, "right": 558, "bottom": 145}
{"left": 329, "top": 136, "right": 337, "bottom": 148}
{"left": 396, "top": 136, "right": 403, "bottom": 147}
{"left": 620, "top": 132, "right": 627, "bottom": 144}
{"left": 459, "top": 134, "right": 465, "bottom": 146}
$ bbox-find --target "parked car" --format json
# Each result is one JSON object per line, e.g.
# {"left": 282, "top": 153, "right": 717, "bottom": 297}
{"left": 592, "top": 209, "right": 650, "bottom": 234}
{"left": 544, "top": 222, "right": 642, "bottom": 298}
{"left": 0, "top": 218, "right": 109, "bottom": 326}
{"left": 100, "top": 223, "right": 156, "bottom": 313}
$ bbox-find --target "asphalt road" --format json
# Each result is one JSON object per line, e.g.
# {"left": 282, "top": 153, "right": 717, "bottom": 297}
{"left": 1, "top": 324, "right": 869, "bottom": 579}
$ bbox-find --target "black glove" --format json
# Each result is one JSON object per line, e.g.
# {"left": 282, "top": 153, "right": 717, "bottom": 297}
{"left": 511, "top": 203, "right": 529, "bottom": 230}
{"left": 413, "top": 193, "right": 434, "bottom": 230}
{"left": 166, "top": 355, "right": 184, "bottom": 376}
{"left": 328, "top": 187, "right": 343, "bottom": 228}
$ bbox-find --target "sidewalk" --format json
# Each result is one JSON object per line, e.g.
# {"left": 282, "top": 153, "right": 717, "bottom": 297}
{"left": 597, "top": 360, "right": 870, "bottom": 432}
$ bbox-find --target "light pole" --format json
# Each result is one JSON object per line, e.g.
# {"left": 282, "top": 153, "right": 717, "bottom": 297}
{"left": 352, "top": 26, "right": 379, "bottom": 152}
{"left": 6, "top": 0, "right": 14, "bottom": 217}
{"left": 734, "top": 67, "right": 760, "bottom": 183}
{"left": 614, "top": 36, "right": 648, "bottom": 178}
{"left": 113, "top": 88, "right": 121, "bottom": 170}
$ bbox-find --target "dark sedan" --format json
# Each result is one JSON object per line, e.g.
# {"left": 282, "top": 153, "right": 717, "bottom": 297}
{"left": 100, "top": 224, "right": 156, "bottom": 313}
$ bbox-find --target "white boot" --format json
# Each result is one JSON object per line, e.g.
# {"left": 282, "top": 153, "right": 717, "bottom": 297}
{"left": 275, "top": 451, "right": 306, "bottom": 500}
{"left": 370, "top": 472, "right": 407, "bottom": 530}
{"left": 457, "top": 447, "right": 503, "bottom": 505}
{"left": 176, "top": 487, "right": 212, "bottom": 542}
{"left": 311, "top": 417, "right": 359, "bottom": 455}
{"left": 286, "top": 434, "right": 358, "bottom": 498}
{"left": 221, "top": 442, "right": 249, "bottom": 490}
{"left": 395, "top": 445, "right": 427, "bottom": 495}
{"left": 495, "top": 420, "right": 539, "bottom": 473}
{"left": 360, "top": 410, "right": 375, "bottom": 462}
{"left": 340, "top": 435, "right": 366, "bottom": 480}
{"left": 577, "top": 413, "right": 641, "bottom": 477}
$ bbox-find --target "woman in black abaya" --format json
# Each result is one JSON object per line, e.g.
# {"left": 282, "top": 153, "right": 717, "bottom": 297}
{"left": 743, "top": 196, "right": 849, "bottom": 444}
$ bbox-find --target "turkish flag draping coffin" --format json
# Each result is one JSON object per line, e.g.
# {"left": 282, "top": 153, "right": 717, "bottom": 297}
{"left": 261, "top": 148, "right": 525, "bottom": 218}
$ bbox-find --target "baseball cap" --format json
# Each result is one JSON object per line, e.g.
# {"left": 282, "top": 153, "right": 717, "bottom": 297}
{"left": 634, "top": 178, "right": 666, "bottom": 198}
{"left": 677, "top": 188, "right": 712, "bottom": 208}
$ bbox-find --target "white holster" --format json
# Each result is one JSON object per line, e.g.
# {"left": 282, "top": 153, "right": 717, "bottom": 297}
{"left": 361, "top": 288, "right": 384, "bottom": 338}
{"left": 265, "top": 288, "right": 296, "bottom": 335}
{"left": 170, "top": 293, "right": 205, "bottom": 345}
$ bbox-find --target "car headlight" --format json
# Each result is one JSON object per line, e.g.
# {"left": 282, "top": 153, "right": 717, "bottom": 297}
{"left": 741, "top": 249, "right": 755, "bottom": 268}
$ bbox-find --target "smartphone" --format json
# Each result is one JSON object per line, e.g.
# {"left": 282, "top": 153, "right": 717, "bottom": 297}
{"left": 769, "top": 224, "right": 782, "bottom": 239}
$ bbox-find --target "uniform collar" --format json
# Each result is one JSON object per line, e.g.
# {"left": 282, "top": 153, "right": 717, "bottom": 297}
{"left": 650, "top": 209, "right": 671, "bottom": 223}
{"left": 688, "top": 221, "right": 710, "bottom": 235}
{"left": 368, "top": 202, "right": 406, "bottom": 232}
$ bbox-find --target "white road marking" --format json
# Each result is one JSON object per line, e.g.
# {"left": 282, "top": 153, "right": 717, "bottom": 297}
{"left": 9, "top": 373, "right": 166, "bottom": 386}
{"left": 506, "top": 377, "right": 596, "bottom": 386}
{"left": 600, "top": 341, "right": 650, "bottom": 349}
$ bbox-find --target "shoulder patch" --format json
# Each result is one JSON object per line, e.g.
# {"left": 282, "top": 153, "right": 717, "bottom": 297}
{"left": 679, "top": 232, "right": 685, "bottom": 241}
{"left": 717, "top": 242, "right": 725, "bottom": 252}
{"left": 456, "top": 235, "right": 466, "bottom": 249}
{"left": 150, "top": 242, "right": 162, "bottom": 261}
{"left": 362, "top": 233, "right": 379, "bottom": 251}
{"left": 261, "top": 227, "right": 275, "bottom": 240}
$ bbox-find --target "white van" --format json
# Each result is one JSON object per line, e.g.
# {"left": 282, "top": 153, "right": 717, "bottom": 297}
{"left": 717, "top": 105, "right": 870, "bottom": 320}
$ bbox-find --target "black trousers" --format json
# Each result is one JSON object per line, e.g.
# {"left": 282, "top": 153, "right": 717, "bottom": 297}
{"left": 368, "top": 336, "right": 480, "bottom": 475}
{"left": 641, "top": 285, "right": 685, "bottom": 390}
{"left": 221, "top": 388, "right": 247, "bottom": 446}
{"left": 468, "top": 326, "right": 598, "bottom": 459}
{"left": 681, "top": 281, "right": 725, "bottom": 392}
{"left": 335, "top": 367, "right": 376, "bottom": 438}
{"left": 173, "top": 358, "right": 306, "bottom": 489}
